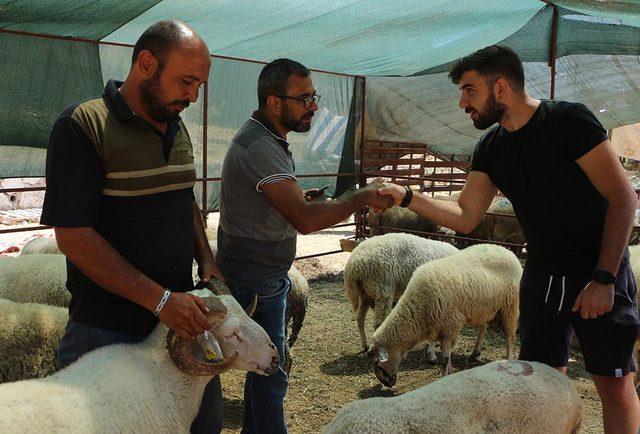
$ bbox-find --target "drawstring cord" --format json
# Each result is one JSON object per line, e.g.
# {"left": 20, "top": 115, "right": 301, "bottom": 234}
{"left": 545, "top": 275, "right": 553, "bottom": 306}
{"left": 559, "top": 276, "right": 566, "bottom": 314}
{"left": 544, "top": 275, "right": 566, "bottom": 314}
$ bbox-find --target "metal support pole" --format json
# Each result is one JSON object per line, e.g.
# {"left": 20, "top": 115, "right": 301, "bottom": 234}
{"left": 549, "top": 5, "right": 559, "bottom": 99}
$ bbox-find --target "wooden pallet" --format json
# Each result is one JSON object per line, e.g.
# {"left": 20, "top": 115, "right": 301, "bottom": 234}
{"left": 0, "top": 208, "right": 42, "bottom": 225}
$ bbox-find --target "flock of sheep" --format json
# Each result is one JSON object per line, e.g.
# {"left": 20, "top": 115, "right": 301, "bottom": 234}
{"left": 0, "top": 214, "right": 638, "bottom": 432}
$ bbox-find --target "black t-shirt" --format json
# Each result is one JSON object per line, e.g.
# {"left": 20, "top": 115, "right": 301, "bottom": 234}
{"left": 471, "top": 101, "right": 608, "bottom": 274}
{"left": 41, "top": 81, "right": 196, "bottom": 334}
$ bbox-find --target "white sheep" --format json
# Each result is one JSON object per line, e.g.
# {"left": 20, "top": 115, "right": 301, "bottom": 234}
{"left": 283, "top": 265, "right": 309, "bottom": 375}
{"left": 369, "top": 197, "right": 524, "bottom": 246}
{"left": 0, "top": 284, "right": 279, "bottom": 433}
{"left": 0, "top": 254, "right": 69, "bottom": 306}
{"left": 19, "top": 237, "right": 61, "bottom": 255}
{"left": 344, "top": 233, "right": 458, "bottom": 353}
{"left": 324, "top": 359, "right": 582, "bottom": 434}
{"left": 368, "top": 244, "right": 521, "bottom": 384}
{"left": 0, "top": 298, "right": 68, "bottom": 382}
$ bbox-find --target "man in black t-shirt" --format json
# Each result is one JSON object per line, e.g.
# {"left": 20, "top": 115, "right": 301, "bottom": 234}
{"left": 379, "top": 45, "right": 639, "bottom": 433}
{"left": 41, "top": 21, "right": 224, "bottom": 433}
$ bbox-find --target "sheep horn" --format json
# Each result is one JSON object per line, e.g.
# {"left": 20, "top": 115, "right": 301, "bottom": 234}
{"left": 203, "top": 296, "right": 227, "bottom": 316}
{"left": 195, "top": 279, "right": 256, "bottom": 316}
{"left": 245, "top": 294, "right": 258, "bottom": 317}
{"left": 166, "top": 330, "right": 239, "bottom": 376}
{"left": 195, "top": 279, "right": 231, "bottom": 296}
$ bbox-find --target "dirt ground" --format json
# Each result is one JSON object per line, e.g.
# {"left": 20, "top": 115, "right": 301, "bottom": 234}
{"left": 219, "top": 277, "right": 604, "bottom": 433}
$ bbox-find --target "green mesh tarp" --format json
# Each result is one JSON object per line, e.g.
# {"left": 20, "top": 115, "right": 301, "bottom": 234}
{"left": 0, "top": 32, "right": 103, "bottom": 154}
{"left": 1, "top": 0, "right": 640, "bottom": 185}
{"left": 0, "top": 0, "right": 163, "bottom": 39}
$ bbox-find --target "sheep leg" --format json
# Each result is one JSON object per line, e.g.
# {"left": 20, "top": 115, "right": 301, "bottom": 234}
{"left": 425, "top": 342, "right": 438, "bottom": 363}
{"left": 372, "top": 296, "right": 393, "bottom": 332}
{"left": 283, "top": 341, "right": 293, "bottom": 376}
{"left": 356, "top": 300, "right": 370, "bottom": 352}
{"left": 440, "top": 337, "right": 456, "bottom": 376}
{"left": 501, "top": 304, "right": 519, "bottom": 360}
{"left": 469, "top": 324, "right": 487, "bottom": 362}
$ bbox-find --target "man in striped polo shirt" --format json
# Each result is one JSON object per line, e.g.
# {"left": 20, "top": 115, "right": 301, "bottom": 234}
{"left": 41, "top": 21, "right": 224, "bottom": 432}
{"left": 218, "top": 59, "right": 393, "bottom": 434}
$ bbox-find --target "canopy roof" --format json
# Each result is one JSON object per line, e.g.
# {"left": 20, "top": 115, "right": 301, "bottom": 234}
{"left": 1, "top": 0, "right": 640, "bottom": 181}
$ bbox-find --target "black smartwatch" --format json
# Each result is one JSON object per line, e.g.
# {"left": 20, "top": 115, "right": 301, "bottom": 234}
{"left": 400, "top": 186, "right": 413, "bottom": 208}
{"left": 592, "top": 269, "right": 615, "bottom": 285}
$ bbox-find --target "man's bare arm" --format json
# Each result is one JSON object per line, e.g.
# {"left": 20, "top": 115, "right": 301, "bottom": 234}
{"left": 378, "top": 171, "right": 498, "bottom": 233}
{"left": 261, "top": 180, "right": 392, "bottom": 234}
{"left": 55, "top": 227, "right": 212, "bottom": 338}
{"left": 571, "top": 140, "right": 637, "bottom": 319}
{"left": 577, "top": 140, "right": 638, "bottom": 274}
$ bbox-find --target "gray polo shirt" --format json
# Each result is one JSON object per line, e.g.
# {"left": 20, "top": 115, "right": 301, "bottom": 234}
{"left": 217, "top": 111, "right": 297, "bottom": 286}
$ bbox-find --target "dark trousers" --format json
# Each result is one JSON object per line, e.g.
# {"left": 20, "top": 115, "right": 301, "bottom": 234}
{"left": 57, "top": 319, "right": 224, "bottom": 433}
{"left": 228, "top": 276, "right": 291, "bottom": 434}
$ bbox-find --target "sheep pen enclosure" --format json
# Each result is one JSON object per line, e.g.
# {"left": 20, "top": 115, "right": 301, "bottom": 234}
{"left": 0, "top": 224, "right": 607, "bottom": 433}
{"left": 216, "top": 230, "right": 605, "bottom": 434}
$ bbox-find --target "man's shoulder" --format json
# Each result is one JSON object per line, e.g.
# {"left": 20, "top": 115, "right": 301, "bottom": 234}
{"left": 69, "top": 97, "right": 109, "bottom": 125}
{"left": 232, "top": 120, "right": 286, "bottom": 155}
{"left": 475, "top": 124, "right": 502, "bottom": 151}
{"left": 542, "top": 100, "right": 592, "bottom": 118}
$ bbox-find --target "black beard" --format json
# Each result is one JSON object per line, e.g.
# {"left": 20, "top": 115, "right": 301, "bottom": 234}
{"left": 471, "top": 92, "right": 506, "bottom": 130}
{"left": 280, "top": 106, "right": 313, "bottom": 133}
{"left": 139, "top": 72, "right": 189, "bottom": 123}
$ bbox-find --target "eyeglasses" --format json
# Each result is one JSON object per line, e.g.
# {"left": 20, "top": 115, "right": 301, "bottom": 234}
{"left": 276, "top": 93, "right": 321, "bottom": 109}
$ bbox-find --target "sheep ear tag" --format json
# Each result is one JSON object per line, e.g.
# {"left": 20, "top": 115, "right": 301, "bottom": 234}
{"left": 378, "top": 347, "right": 389, "bottom": 363}
{"left": 194, "top": 332, "right": 224, "bottom": 363}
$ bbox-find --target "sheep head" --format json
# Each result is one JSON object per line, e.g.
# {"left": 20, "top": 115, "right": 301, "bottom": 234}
{"left": 175, "top": 283, "right": 279, "bottom": 376}
{"left": 167, "top": 296, "right": 238, "bottom": 376}
{"left": 367, "top": 344, "right": 404, "bottom": 388}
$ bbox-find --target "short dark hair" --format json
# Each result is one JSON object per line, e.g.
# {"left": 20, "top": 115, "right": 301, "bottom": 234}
{"left": 257, "top": 59, "right": 310, "bottom": 108}
{"left": 131, "top": 20, "right": 189, "bottom": 67}
{"left": 449, "top": 45, "right": 525, "bottom": 91}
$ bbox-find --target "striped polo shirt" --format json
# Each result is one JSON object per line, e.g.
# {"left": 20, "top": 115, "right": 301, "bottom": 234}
{"left": 217, "top": 111, "right": 298, "bottom": 286}
{"left": 41, "top": 80, "right": 197, "bottom": 334}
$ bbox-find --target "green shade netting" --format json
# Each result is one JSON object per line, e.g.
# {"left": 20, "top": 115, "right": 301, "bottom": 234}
{"left": 2, "top": 0, "right": 640, "bottom": 180}
{"left": 0, "top": 32, "right": 104, "bottom": 177}
{"left": 0, "top": 0, "right": 163, "bottom": 39}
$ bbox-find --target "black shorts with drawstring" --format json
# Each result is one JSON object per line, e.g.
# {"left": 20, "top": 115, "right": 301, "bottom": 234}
{"left": 519, "top": 251, "right": 640, "bottom": 377}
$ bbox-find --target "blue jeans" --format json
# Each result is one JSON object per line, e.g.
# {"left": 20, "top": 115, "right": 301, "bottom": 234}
{"left": 228, "top": 277, "right": 291, "bottom": 434}
{"left": 57, "top": 320, "right": 224, "bottom": 434}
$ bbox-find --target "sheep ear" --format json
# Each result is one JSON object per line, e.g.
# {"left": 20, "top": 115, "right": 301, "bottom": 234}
{"left": 378, "top": 347, "right": 389, "bottom": 363}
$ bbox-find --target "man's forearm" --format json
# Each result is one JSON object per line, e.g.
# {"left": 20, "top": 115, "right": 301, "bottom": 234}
{"left": 409, "top": 194, "right": 478, "bottom": 233}
{"left": 295, "top": 191, "right": 366, "bottom": 234}
{"left": 55, "top": 227, "right": 164, "bottom": 311}
{"left": 596, "top": 195, "right": 637, "bottom": 274}
{"left": 192, "top": 202, "right": 214, "bottom": 264}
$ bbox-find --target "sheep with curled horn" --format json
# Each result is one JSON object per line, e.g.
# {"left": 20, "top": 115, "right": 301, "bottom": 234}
{"left": 0, "top": 286, "right": 278, "bottom": 433}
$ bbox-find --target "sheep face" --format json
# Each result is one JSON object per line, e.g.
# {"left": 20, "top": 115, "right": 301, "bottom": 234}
{"left": 367, "top": 344, "right": 404, "bottom": 388}
{"left": 212, "top": 294, "right": 279, "bottom": 376}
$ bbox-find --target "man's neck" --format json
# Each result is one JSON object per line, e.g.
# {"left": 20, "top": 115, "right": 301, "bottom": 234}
{"left": 118, "top": 81, "right": 168, "bottom": 134}
{"left": 499, "top": 94, "right": 540, "bottom": 133}
{"left": 259, "top": 109, "right": 289, "bottom": 139}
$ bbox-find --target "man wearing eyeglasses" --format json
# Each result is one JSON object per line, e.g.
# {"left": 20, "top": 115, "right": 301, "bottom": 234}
{"left": 217, "top": 58, "right": 392, "bottom": 433}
